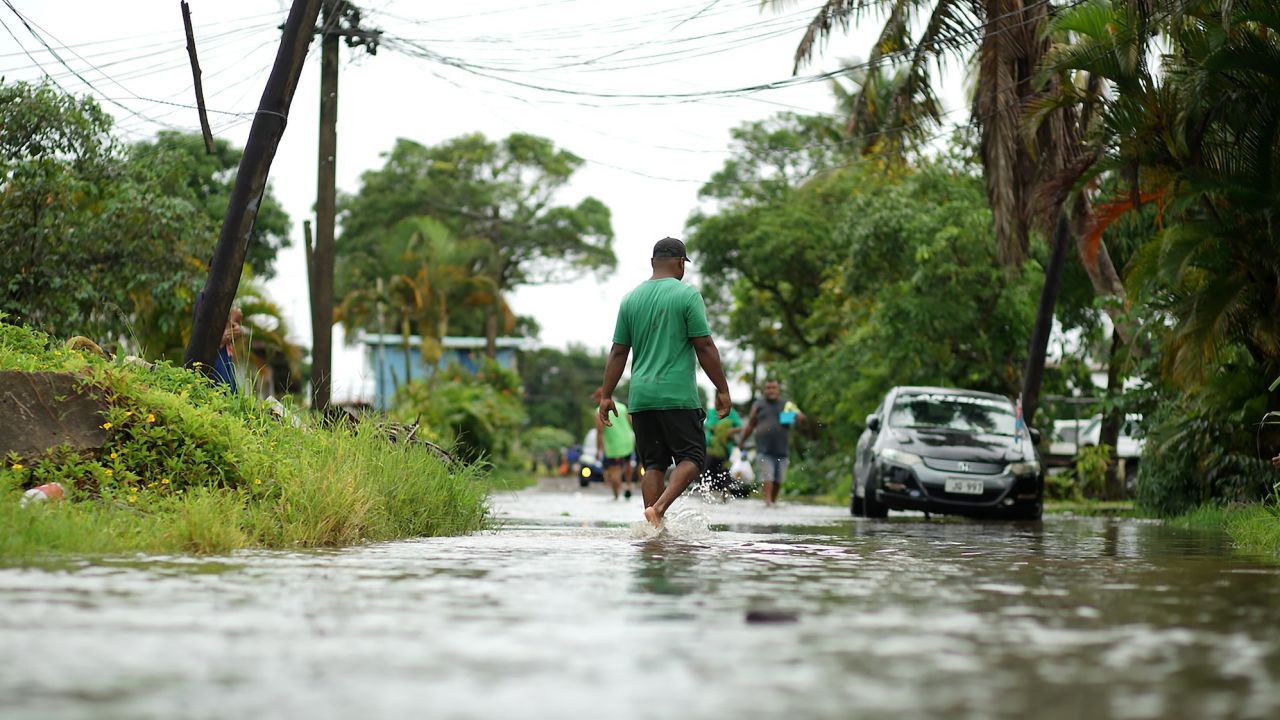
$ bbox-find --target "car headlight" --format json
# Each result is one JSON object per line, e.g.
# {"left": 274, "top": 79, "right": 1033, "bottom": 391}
{"left": 879, "top": 448, "right": 923, "bottom": 466}
{"left": 1007, "top": 461, "right": 1040, "bottom": 475}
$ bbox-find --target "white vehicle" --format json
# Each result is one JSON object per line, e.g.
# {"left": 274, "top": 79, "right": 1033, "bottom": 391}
{"left": 1082, "top": 414, "right": 1144, "bottom": 459}
{"left": 1048, "top": 414, "right": 1144, "bottom": 482}
{"left": 574, "top": 429, "right": 603, "bottom": 487}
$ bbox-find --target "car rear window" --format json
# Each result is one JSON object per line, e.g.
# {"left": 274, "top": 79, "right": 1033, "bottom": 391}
{"left": 889, "top": 394, "right": 1017, "bottom": 436}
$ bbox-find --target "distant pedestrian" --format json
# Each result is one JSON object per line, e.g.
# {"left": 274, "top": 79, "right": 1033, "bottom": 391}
{"left": 593, "top": 387, "right": 636, "bottom": 500}
{"left": 740, "top": 379, "right": 805, "bottom": 506}
{"left": 599, "top": 237, "right": 731, "bottom": 529}
{"left": 214, "top": 306, "right": 243, "bottom": 392}
{"left": 193, "top": 292, "right": 242, "bottom": 393}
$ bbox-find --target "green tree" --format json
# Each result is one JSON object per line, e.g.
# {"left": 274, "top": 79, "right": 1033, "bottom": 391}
{"left": 688, "top": 112, "right": 858, "bottom": 359}
{"left": 690, "top": 115, "right": 1040, "bottom": 486}
{"left": 337, "top": 132, "right": 615, "bottom": 355}
{"left": 786, "top": 158, "right": 1040, "bottom": 452}
{"left": 131, "top": 131, "right": 291, "bottom": 278}
{"left": 775, "top": 1, "right": 1131, "bottom": 426}
{"left": 0, "top": 81, "right": 208, "bottom": 345}
{"left": 1029, "top": 0, "right": 1280, "bottom": 512}
{"left": 520, "top": 345, "right": 608, "bottom": 441}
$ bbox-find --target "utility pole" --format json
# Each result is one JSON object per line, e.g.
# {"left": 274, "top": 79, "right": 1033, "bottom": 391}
{"left": 308, "top": 0, "right": 380, "bottom": 411}
{"left": 185, "top": 0, "right": 323, "bottom": 373}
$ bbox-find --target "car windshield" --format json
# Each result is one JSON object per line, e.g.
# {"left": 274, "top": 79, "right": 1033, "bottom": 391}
{"left": 889, "top": 394, "right": 1017, "bottom": 436}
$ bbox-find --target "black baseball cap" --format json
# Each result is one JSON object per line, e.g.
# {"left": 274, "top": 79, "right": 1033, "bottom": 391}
{"left": 652, "top": 237, "right": 691, "bottom": 262}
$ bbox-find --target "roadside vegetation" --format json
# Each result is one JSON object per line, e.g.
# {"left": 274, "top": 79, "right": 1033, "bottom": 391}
{"left": 680, "top": 0, "right": 1280, "bottom": 546}
{"left": 1172, "top": 504, "right": 1280, "bottom": 559}
{"left": 0, "top": 321, "right": 488, "bottom": 559}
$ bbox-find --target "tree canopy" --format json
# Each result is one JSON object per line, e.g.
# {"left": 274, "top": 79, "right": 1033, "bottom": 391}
{"left": 337, "top": 132, "right": 616, "bottom": 351}
{"left": 131, "top": 131, "right": 291, "bottom": 279}
{"left": 0, "top": 81, "right": 209, "bottom": 344}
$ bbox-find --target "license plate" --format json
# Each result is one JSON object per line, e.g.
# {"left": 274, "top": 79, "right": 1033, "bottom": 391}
{"left": 944, "top": 479, "right": 984, "bottom": 495}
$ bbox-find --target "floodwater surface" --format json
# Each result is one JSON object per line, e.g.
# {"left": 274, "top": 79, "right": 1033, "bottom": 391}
{"left": 2, "top": 480, "right": 1280, "bottom": 720}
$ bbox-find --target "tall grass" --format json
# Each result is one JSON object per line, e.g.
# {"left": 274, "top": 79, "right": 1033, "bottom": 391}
{"left": 0, "top": 321, "right": 490, "bottom": 560}
{"left": 1172, "top": 503, "right": 1280, "bottom": 559}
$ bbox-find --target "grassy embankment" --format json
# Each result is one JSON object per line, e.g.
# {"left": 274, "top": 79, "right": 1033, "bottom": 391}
{"left": 0, "top": 322, "right": 489, "bottom": 559}
{"left": 1170, "top": 504, "right": 1280, "bottom": 558}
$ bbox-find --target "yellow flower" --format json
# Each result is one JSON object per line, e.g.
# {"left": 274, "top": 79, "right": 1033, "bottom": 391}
{"left": 10, "top": 463, "right": 22, "bottom": 471}
{"left": 161, "top": 478, "right": 169, "bottom": 485}
{"left": 128, "top": 495, "right": 137, "bottom": 503}
{"left": 101, "top": 422, "right": 112, "bottom": 430}
{"left": 109, "top": 452, "right": 118, "bottom": 459}
{"left": 146, "top": 414, "right": 156, "bottom": 423}
{"left": 254, "top": 479, "right": 262, "bottom": 486}
{"left": 104, "top": 469, "right": 113, "bottom": 476}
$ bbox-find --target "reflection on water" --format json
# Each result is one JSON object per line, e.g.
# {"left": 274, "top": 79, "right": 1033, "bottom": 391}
{"left": 1, "top": 486, "right": 1278, "bottom": 720}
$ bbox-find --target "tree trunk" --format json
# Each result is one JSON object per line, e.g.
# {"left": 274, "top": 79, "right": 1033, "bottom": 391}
{"left": 1099, "top": 326, "right": 1124, "bottom": 499}
{"left": 402, "top": 315, "right": 412, "bottom": 386}
{"left": 185, "top": 0, "right": 322, "bottom": 374}
{"left": 1070, "top": 196, "right": 1130, "bottom": 342}
{"left": 485, "top": 297, "right": 499, "bottom": 359}
{"left": 1021, "top": 211, "right": 1072, "bottom": 426}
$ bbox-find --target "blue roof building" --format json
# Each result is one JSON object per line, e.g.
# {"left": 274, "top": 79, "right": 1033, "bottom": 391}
{"left": 359, "top": 333, "right": 532, "bottom": 411}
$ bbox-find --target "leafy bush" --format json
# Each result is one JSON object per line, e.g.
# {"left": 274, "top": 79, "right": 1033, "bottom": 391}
{"left": 394, "top": 359, "right": 526, "bottom": 463}
{"left": 1075, "top": 444, "right": 1113, "bottom": 499}
{"left": 1135, "top": 362, "right": 1278, "bottom": 517}
{"left": 1046, "top": 471, "right": 1079, "bottom": 501}
{"left": 780, "top": 453, "right": 854, "bottom": 499}
{"left": 522, "top": 426, "right": 574, "bottom": 457}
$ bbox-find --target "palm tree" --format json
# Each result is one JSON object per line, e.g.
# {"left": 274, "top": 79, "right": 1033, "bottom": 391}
{"left": 336, "top": 215, "right": 500, "bottom": 390}
{"left": 774, "top": 0, "right": 1131, "bottom": 420}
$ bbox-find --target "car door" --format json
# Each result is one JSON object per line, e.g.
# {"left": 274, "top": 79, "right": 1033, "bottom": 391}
{"left": 854, "top": 393, "right": 889, "bottom": 487}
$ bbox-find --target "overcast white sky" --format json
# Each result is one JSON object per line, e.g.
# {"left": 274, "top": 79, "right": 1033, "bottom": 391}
{"left": 1, "top": 0, "right": 968, "bottom": 403}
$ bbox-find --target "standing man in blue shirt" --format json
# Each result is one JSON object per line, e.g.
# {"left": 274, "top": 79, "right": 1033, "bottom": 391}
{"left": 599, "top": 238, "right": 731, "bottom": 530}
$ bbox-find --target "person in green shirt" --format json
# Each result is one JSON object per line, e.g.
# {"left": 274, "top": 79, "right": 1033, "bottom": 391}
{"left": 593, "top": 387, "right": 636, "bottom": 500}
{"left": 599, "top": 237, "right": 732, "bottom": 530}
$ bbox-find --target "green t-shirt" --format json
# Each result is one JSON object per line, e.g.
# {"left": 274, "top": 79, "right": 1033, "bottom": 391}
{"left": 599, "top": 401, "right": 635, "bottom": 459}
{"left": 612, "top": 278, "right": 711, "bottom": 412}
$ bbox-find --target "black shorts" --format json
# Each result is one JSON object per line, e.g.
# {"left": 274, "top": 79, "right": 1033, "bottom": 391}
{"left": 603, "top": 456, "right": 631, "bottom": 469}
{"left": 631, "top": 409, "right": 707, "bottom": 472}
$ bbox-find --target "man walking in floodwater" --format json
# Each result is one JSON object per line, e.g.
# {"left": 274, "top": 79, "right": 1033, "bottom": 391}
{"left": 740, "top": 378, "right": 805, "bottom": 506}
{"left": 599, "top": 237, "right": 731, "bottom": 529}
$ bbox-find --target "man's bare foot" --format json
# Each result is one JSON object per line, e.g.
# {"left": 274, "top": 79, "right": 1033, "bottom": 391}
{"left": 644, "top": 506, "right": 662, "bottom": 529}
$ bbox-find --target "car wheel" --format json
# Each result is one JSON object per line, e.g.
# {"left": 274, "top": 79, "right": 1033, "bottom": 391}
{"left": 1012, "top": 502, "right": 1043, "bottom": 521}
{"left": 862, "top": 475, "right": 888, "bottom": 518}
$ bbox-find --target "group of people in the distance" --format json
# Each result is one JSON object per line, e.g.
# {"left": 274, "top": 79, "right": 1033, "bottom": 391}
{"left": 596, "top": 237, "right": 805, "bottom": 530}
{"left": 591, "top": 379, "right": 804, "bottom": 507}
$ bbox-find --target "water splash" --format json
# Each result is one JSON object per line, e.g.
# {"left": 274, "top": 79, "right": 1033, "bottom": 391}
{"left": 627, "top": 505, "right": 711, "bottom": 541}
{"left": 692, "top": 467, "right": 758, "bottom": 504}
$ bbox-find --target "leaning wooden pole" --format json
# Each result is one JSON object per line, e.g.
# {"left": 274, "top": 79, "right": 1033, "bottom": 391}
{"left": 1020, "top": 211, "right": 1071, "bottom": 426}
{"left": 179, "top": 0, "right": 215, "bottom": 155}
{"left": 184, "top": 0, "right": 323, "bottom": 374}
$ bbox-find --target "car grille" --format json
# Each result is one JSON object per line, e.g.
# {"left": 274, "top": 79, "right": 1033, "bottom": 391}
{"left": 921, "top": 457, "right": 1004, "bottom": 475}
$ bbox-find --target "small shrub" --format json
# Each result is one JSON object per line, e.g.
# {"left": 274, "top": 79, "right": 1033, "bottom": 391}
{"left": 394, "top": 359, "right": 526, "bottom": 463}
{"left": 1076, "top": 444, "right": 1113, "bottom": 499}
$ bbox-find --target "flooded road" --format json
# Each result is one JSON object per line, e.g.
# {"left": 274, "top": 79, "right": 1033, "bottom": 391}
{"left": 2, "top": 480, "right": 1280, "bottom": 720}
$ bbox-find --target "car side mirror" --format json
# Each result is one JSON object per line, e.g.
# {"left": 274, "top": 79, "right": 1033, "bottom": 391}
{"left": 1029, "top": 428, "right": 1042, "bottom": 446}
{"left": 866, "top": 415, "right": 881, "bottom": 433}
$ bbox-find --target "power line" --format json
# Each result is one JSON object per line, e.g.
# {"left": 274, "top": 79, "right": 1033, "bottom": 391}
{"left": 378, "top": 0, "right": 1080, "bottom": 108}
{"left": 2, "top": 0, "right": 188, "bottom": 130}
